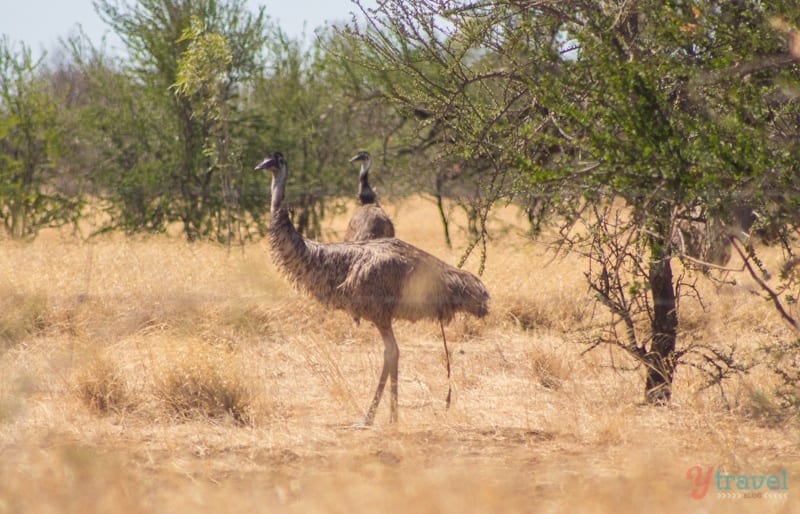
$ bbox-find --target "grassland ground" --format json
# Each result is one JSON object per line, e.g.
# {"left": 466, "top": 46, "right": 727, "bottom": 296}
{"left": 0, "top": 198, "right": 798, "bottom": 513}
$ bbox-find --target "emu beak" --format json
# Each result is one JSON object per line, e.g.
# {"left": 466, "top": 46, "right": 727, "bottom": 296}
{"left": 349, "top": 153, "right": 365, "bottom": 163}
{"left": 254, "top": 157, "right": 275, "bottom": 170}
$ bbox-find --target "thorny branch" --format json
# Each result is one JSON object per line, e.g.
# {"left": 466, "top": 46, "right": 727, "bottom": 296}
{"left": 730, "top": 236, "right": 800, "bottom": 333}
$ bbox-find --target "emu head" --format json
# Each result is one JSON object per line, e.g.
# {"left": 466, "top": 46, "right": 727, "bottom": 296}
{"left": 255, "top": 151, "right": 286, "bottom": 174}
{"left": 349, "top": 150, "right": 371, "bottom": 164}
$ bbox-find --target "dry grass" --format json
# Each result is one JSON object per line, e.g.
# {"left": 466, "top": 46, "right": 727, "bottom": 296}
{"left": 76, "top": 353, "right": 131, "bottom": 414}
{"left": 0, "top": 197, "right": 798, "bottom": 513}
{"left": 152, "top": 337, "right": 258, "bottom": 425}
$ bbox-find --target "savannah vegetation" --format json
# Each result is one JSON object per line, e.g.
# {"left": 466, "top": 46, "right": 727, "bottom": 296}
{"left": 1, "top": 0, "right": 800, "bottom": 512}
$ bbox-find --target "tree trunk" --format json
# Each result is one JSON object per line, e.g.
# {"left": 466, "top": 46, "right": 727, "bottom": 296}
{"left": 435, "top": 173, "right": 452, "bottom": 248}
{"left": 646, "top": 231, "right": 678, "bottom": 404}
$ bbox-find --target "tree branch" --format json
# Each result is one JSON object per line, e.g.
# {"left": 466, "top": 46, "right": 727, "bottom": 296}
{"left": 730, "top": 236, "right": 800, "bottom": 333}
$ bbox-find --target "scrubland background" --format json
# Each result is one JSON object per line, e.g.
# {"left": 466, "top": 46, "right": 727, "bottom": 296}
{"left": 0, "top": 198, "right": 798, "bottom": 514}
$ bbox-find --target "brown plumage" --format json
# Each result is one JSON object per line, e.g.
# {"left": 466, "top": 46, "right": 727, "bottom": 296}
{"left": 344, "top": 151, "right": 395, "bottom": 242}
{"left": 255, "top": 151, "right": 489, "bottom": 425}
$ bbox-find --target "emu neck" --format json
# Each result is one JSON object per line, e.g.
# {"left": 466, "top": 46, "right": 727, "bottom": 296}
{"left": 269, "top": 165, "right": 310, "bottom": 278}
{"left": 271, "top": 166, "right": 288, "bottom": 214}
{"left": 358, "top": 160, "right": 377, "bottom": 205}
{"left": 269, "top": 163, "right": 301, "bottom": 250}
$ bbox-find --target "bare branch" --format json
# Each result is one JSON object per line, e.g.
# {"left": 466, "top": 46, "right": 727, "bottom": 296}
{"left": 730, "top": 236, "right": 800, "bottom": 333}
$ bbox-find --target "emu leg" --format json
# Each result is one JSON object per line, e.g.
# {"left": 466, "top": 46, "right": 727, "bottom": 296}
{"left": 363, "top": 324, "right": 399, "bottom": 425}
{"left": 387, "top": 326, "right": 399, "bottom": 423}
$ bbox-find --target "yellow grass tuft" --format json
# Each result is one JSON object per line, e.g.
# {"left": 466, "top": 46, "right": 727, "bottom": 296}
{"left": 75, "top": 354, "right": 131, "bottom": 415}
{"left": 529, "top": 345, "right": 572, "bottom": 390}
{"left": 153, "top": 339, "right": 257, "bottom": 425}
{"left": 0, "top": 288, "right": 48, "bottom": 346}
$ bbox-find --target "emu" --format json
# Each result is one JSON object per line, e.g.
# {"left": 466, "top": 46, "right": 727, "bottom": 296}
{"left": 344, "top": 151, "right": 395, "bottom": 242}
{"left": 255, "top": 152, "right": 489, "bottom": 426}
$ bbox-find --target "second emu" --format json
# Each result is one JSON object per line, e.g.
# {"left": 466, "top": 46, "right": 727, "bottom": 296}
{"left": 344, "top": 151, "right": 395, "bottom": 242}
{"left": 256, "top": 152, "right": 489, "bottom": 425}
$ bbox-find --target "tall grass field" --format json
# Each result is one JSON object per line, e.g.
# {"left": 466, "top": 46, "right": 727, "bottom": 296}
{"left": 0, "top": 198, "right": 797, "bottom": 513}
